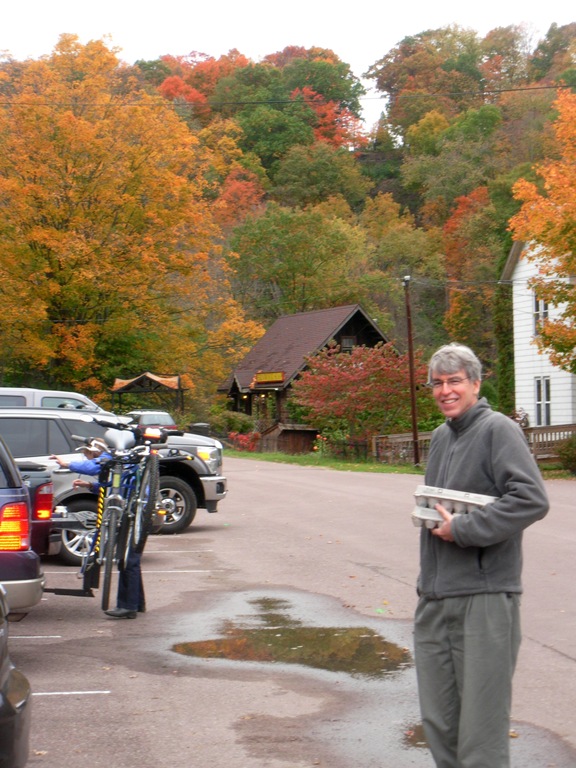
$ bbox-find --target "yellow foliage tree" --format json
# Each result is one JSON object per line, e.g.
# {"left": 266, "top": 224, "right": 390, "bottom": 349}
{"left": 0, "top": 35, "right": 263, "bottom": 405}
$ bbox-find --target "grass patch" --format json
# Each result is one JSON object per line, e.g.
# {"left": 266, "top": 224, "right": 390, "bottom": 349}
{"left": 537, "top": 463, "right": 573, "bottom": 480}
{"left": 223, "top": 449, "right": 571, "bottom": 480}
{"left": 223, "top": 448, "right": 424, "bottom": 474}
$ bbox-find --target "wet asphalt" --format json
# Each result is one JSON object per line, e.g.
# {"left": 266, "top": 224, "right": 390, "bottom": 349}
{"left": 9, "top": 457, "right": 576, "bottom": 768}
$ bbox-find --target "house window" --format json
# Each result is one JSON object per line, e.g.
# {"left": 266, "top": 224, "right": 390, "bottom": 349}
{"left": 535, "top": 376, "right": 551, "bottom": 426}
{"left": 340, "top": 336, "right": 356, "bottom": 352}
{"left": 533, "top": 294, "right": 549, "bottom": 335}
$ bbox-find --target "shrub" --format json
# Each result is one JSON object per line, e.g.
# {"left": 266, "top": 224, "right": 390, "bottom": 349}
{"left": 209, "top": 409, "right": 255, "bottom": 436}
{"left": 557, "top": 435, "right": 576, "bottom": 474}
{"left": 228, "top": 431, "right": 261, "bottom": 452}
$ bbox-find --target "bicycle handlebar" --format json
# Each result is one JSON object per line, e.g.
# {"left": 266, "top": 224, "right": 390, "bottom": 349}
{"left": 70, "top": 434, "right": 92, "bottom": 445}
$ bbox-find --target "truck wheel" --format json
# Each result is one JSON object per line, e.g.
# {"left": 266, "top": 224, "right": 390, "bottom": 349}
{"left": 159, "top": 476, "right": 197, "bottom": 534}
{"left": 59, "top": 498, "right": 98, "bottom": 566}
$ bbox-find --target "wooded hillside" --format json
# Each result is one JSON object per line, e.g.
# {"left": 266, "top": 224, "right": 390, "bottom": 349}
{"left": 0, "top": 23, "right": 574, "bottom": 416}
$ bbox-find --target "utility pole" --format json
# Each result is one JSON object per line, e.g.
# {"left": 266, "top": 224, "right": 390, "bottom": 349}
{"left": 402, "top": 275, "right": 420, "bottom": 466}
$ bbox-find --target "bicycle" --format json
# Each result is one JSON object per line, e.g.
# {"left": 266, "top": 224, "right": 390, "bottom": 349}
{"left": 74, "top": 420, "right": 163, "bottom": 610}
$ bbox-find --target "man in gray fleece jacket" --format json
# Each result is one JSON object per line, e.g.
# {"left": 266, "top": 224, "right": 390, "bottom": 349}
{"left": 414, "top": 343, "right": 549, "bottom": 768}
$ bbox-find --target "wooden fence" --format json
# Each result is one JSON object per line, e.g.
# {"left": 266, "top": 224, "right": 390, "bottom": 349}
{"left": 372, "top": 424, "right": 576, "bottom": 465}
{"left": 372, "top": 432, "right": 433, "bottom": 466}
{"left": 523, "top": 424, "right": 576, "bottom": 461}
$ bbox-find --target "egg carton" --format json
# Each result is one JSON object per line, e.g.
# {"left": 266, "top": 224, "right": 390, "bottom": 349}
{"left": 411, "top": 485, "right": 497, "bottom": 529}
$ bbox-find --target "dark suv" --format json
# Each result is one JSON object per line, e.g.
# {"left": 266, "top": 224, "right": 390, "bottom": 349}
{"left": 0, "top": 437, "right": 45, "bottom": 616}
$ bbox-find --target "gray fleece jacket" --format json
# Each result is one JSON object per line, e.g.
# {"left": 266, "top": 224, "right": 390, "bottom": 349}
{"left": 418, "top": 397, "right": 549, "bottom": 599}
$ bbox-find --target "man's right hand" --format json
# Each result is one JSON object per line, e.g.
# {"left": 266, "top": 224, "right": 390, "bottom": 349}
{"left": 431, "top": 503, "right": 455, "bottom": 542}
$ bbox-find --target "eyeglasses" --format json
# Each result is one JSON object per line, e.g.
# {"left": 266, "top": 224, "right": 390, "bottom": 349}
{"left": 428, "top": 377, "right": 470, "bottom": 390}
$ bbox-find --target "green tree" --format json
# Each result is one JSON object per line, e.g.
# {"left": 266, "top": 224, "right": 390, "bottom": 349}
{"left": 272, "top": 142, "right": 371, "bottom": 208}
{"left": 228, "top": 202, "right": 370, "bottom": 321}
{"left": 209, "top": 62, "right": 288, "bottom": 118}
{"left": 401, "top": 105, "right": 504, "bottom": 224}
{"left": 236, "top": 105, "right": 314, "bottom": 172}
{"left": 357, "top": 194, "right": 446, "bottom": 350}
{"left": 528, "top": 23, "right": 576, "bottom": 82}
{"left": 281, "top": 54, "right": 365, "bottom": 115}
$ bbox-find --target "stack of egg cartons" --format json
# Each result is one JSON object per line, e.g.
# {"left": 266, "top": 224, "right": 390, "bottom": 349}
{"left": 412, "top": 485, "right": 497, "bottom": 529}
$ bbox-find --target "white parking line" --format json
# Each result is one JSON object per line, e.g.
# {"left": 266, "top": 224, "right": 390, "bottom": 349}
{"left": 145, "top": 549, "right": 215, "bottom": 553}
{"left": 11, "top": 635, "right": 62, "bottom": 640}
{"left": 141, "top": 569, "right": 226, "bottom": 573}
{"left": 33, "top": 690, "right": 110, "bottom": 696}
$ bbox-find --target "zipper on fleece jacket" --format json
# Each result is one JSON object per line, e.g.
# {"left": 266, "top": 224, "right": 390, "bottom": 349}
{"left": 429, "top": 426, "right": 460, "bottom": 599}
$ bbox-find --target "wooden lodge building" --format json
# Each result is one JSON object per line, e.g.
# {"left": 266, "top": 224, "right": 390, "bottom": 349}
{"left": 218, "top": 304, "right": 388, "bottom": 452}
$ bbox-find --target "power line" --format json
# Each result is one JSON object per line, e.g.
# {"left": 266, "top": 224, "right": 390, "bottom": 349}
{"left": 0, "top": 83, "right": 571, "bottom": 111}
{"left": 405, "top": 275, "right": 575, "bottom": 288}
{"left": 379, "top": 83, "right": 573, "bottom": 99}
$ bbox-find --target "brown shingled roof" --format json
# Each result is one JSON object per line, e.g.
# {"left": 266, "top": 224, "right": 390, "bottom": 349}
{"left": 221, "top": 304, "right": 387, "bottom": 392}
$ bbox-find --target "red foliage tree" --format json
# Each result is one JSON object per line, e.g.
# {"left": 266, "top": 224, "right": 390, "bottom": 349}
{"left": 185, "top": 50, "right": 250, "bottom": 98}
{"left": 291, "top": 343, "right": 434, "bottom": 440}
{"left": 158, "top": 75, "right": 207, "bottom": 105}
{"left": 213, "top": 167, "right": 266, "bottom": 228}
{"left": 290, "top": 87, "right": 368, "bottom": 149}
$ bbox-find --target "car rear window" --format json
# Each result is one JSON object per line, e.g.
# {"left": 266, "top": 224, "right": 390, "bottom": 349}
{"left": 140, "top": 414, "right": 175, "bottom": 426}
{"left": 0, "top": 418, "right": 70, "bottom": 458}
{"left": 40, "top": 396, "right": 95, "bottom": 410}
{"left": 0, "top": 395, "right": 26, "bottom": 406}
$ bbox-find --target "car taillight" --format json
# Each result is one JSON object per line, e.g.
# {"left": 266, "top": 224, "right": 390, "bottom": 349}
{"left": 0, "top": 502, "right": 30, "bottom": 551}
{"left": 33, "top": 482, "right": 53, "bottom": 521}
{"left": 143, "top": 427, "right": 163, "bottom": 442}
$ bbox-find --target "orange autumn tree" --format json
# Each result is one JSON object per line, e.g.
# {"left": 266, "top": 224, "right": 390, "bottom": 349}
{"left": 510, "top": 89, "right": 576, "bottom": 372}
{"left": 442, "top": 187, "right": 502, "bottom": 364}
{"left": 197, "top": 118, "right": 267, "bottom": 231}
{"left": 0, "top": 35, "right": 262, "bottom": 403}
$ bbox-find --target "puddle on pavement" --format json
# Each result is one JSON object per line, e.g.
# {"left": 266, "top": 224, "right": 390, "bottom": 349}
{"left": 172, "top": 596, "right": 412, "bottom": 679}
{"left": 403, "top": 722, "right": 428, "bottom": 749}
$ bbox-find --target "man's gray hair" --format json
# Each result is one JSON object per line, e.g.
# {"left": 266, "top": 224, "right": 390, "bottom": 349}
{"left": 428, "top": 343, "right": 482, "bottom": 383}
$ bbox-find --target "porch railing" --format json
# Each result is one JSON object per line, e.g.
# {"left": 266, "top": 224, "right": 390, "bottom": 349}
{"left": 523, "top": 424, "right": 576, "bottom": 461}
{"left": 372, "top": 424, "right": 576, "bottom": 465}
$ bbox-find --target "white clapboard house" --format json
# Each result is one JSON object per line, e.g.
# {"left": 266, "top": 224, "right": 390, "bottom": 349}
{"left": 501, "top": 241, "right": 576, "bottom": 427}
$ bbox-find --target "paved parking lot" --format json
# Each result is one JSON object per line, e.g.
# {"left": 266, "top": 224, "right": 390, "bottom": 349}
{"left": 9, "top": 458, "right": 576, "bottom": 767}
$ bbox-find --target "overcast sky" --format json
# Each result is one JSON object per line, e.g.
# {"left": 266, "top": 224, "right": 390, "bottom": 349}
{"left": 2, "top": 2, "right": 574, "bottom": 127}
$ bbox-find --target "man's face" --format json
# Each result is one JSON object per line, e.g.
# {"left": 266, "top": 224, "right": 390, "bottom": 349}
{"left": 430, "top": 368, "right": 480, "bottom": 420}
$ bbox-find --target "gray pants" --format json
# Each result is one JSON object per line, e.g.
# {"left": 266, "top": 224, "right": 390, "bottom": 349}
{"left": 414, "top": 593, "right": 521, "bottom": 768}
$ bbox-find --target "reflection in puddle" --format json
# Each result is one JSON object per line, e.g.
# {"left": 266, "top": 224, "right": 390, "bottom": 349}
{"left": 403, "top": 723, "right": 428, "bottom": 749}
{"left": 173, "top": 596, "right": 412, "bottom": 679}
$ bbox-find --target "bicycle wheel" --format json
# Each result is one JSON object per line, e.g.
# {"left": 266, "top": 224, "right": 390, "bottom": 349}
{"left": 132, "top": 453, "right": 160, "bottom": 553}
{"left": 100, "top": 505, "right": 119, "bottom": 611}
